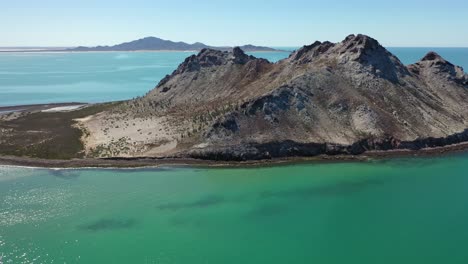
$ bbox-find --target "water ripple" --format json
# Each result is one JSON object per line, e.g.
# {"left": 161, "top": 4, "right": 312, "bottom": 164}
{"left": 0, "top": 187, "right": 74, "bottom": 227}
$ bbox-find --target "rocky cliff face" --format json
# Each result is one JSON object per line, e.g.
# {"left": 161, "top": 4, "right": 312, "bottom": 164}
{"left": 80, "top": 34, "right": 468, "bottom": 160}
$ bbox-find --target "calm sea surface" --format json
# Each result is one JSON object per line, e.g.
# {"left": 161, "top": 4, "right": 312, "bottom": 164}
{"left": 1, "top": 48, "right": 468, "bottom": 263}
{"left": 2, "top": 154, "right": 468, "bottom": 263}
{"left": 0, "top": 48, "right": 467, "bottom": 107}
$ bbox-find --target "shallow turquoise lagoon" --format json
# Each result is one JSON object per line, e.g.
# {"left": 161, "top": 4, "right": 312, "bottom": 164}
{"left": 1, "top": 154, "right": 468, "bottom": 263}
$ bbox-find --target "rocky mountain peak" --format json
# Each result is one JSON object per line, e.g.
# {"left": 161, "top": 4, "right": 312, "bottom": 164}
{"left": 232, "top": 46, "right": 244, "bottom": 56}
{"left": 173, "top": 48, "right": 228, "bottom": 74}
{"left": 156, "top": 47, "right": 257, "bottom": 88}
{"left": 335, "top": 34, "right": 409, "bottom": 82}
{"left": 288, "top": 34, "right": 409, "bottom": 82}
{"left": 290, "top": 34, "right": 390, "bottom": 64}
{"left": 409, "top": 52, "right": 468, "bottom": 85}
{"left": 155, "top": 48, "right": 229, "bottom": 87}
{"left": 290, "top": 41, "right": 335, "bottom": 62}
{"left": 336, "top": 34, "right": 393, "bottom": 62}
{"left": 232, "top": 47, "right": 254, "bottom": 64}
{"left": 341, "top": 34, "right": 381, "bottom": 52}
{"left": 421, "top": 51, "right": 446, "bottom": 62}
{"left": 417, "top": 51, "right": 460, "bottom": 70}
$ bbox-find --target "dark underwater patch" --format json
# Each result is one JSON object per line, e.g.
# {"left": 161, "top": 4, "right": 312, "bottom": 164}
{"left": 246, "top": 203, "right": 289, "bottom": 218}
{"left": 49, "top": 170, "right": 80, "bottom": 180}
{"left": 260, "top": 178, "right": 383, "bottom": 199}
{"left": 78, "top": 218, "right": 136, "bottom": 231}
{"left": 157, "top": 195, "right": 225, "bottom": 211}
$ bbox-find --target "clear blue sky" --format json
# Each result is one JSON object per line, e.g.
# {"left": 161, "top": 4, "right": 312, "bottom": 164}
{"left": 2, "top": 0, "right": 467, "bottom": 47}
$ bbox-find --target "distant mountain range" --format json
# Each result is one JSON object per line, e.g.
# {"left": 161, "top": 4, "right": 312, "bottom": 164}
{"left": 68, "top": 37, "right": 280, "bottom": 52}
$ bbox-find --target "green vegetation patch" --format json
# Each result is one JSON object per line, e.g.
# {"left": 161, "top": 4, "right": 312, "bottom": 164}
{"left": 0, "top": 102, "right": 120, "bottom": 160}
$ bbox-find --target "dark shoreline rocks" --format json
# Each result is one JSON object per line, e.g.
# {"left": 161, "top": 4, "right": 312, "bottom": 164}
{"left": 187, "top": 129, "right": 468, "bottom": 161}
{"left": 2, "top": 140, "right": 468, "bottom": 169}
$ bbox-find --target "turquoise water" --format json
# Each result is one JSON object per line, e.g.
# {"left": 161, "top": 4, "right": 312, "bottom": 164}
{"left": 2, "top": 154, "right": 468, "bottom": 263}
{"left": 1, "top": 48, "right": 467, "bottom": 107}
{"left": 0, "top": 51, "right": 289, "bottom": 107}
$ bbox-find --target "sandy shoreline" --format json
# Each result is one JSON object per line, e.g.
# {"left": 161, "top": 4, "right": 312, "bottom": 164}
{"left": 0, "top": 102, "right": 87, "bottom": 113}
{"left": 1, "top": 141, "right": 468, "bottom": 169}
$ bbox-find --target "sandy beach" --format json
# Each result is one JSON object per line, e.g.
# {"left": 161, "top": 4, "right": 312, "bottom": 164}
{"left": 0, "top": 102, "right": 87, "bottom": 113}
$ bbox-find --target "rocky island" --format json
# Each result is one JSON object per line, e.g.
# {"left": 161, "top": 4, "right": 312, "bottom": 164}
{"left": 68, "top": 36, "right": 280, "bottom": 52}
{"left": 0, "top": 37, "right": 281, "bottom": 53}
{"left": 1, "top": 34, "right": 468, "bottom": 167}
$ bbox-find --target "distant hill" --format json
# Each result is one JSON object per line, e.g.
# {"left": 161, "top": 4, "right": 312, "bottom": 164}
{"left": 68, "top": 37, "right": 280, "bottom": 52}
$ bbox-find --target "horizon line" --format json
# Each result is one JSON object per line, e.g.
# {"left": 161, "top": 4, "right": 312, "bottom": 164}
{"left": 1, "top": 46, "right": 468, "bottom": 49}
